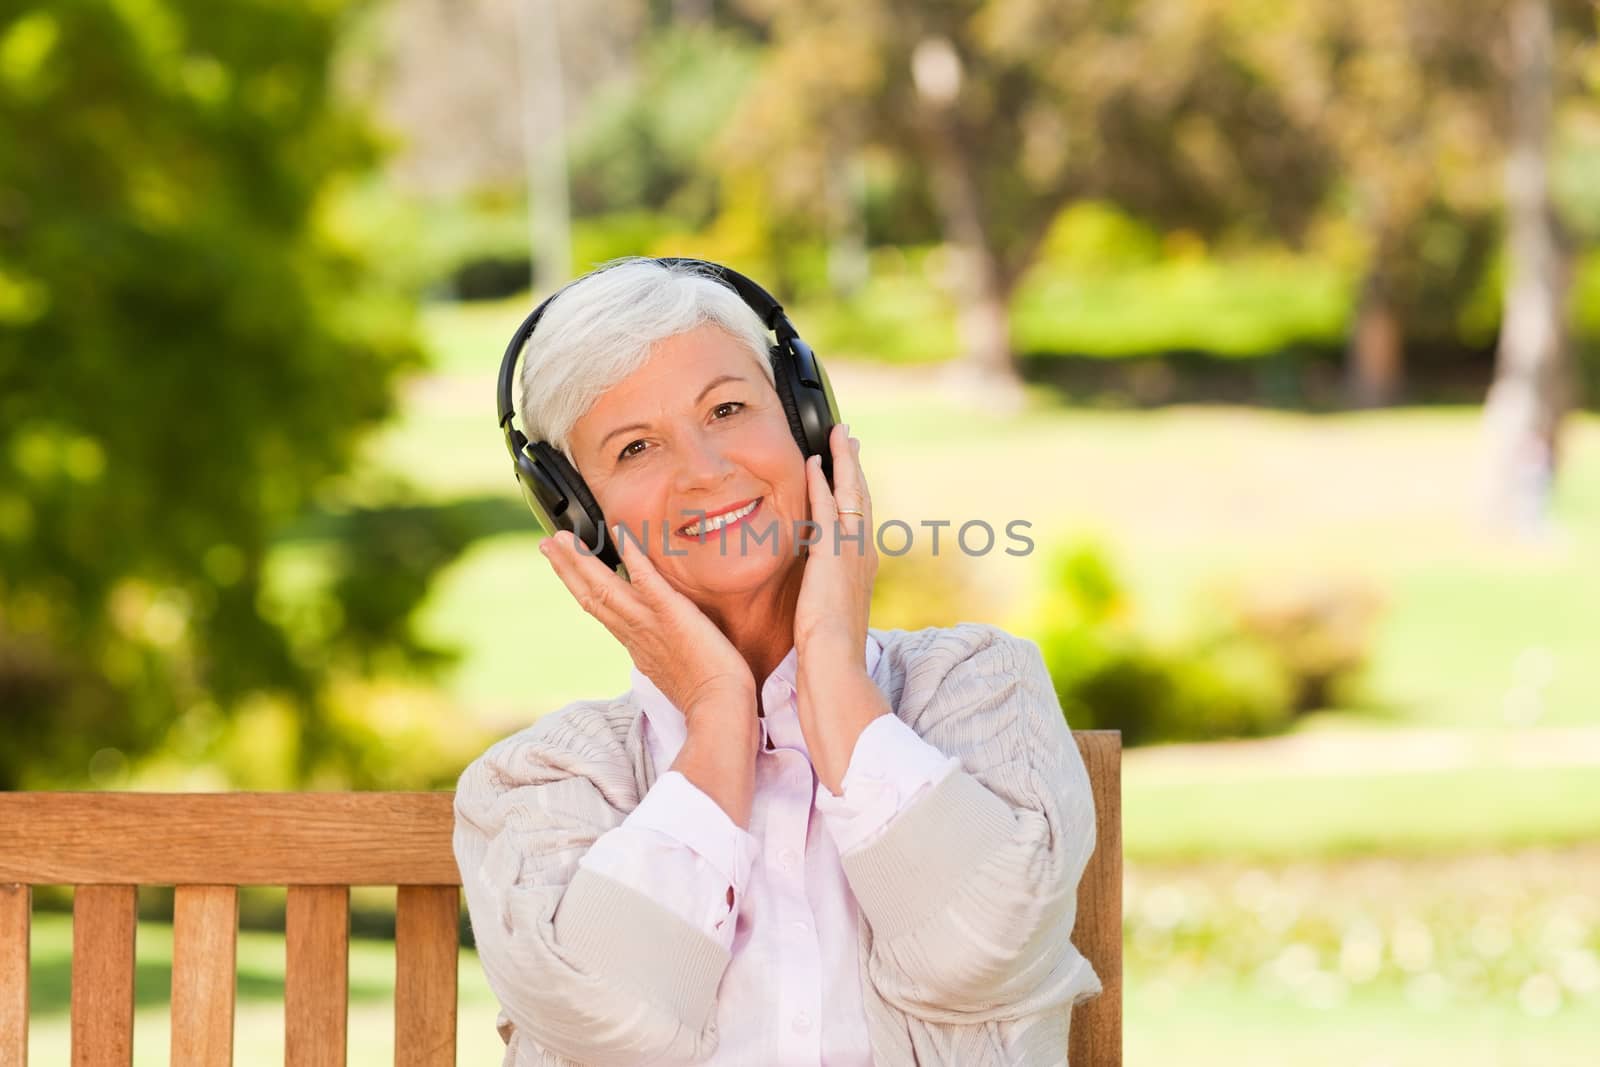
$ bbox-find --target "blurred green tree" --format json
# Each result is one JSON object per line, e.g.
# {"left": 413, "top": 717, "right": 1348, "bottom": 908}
{"left": 1211, "top": 0, "right": 1597, "bottom": 416}
{"left": 0, "top": 1, "right": 451, "bottom": 788}
{"left": 567, "top": 24, "right": 760, "bottom": 227}
{"left": 720, "top": 0, "right": 1335, "bottom": 393}
{"left": 1243, "top": 0, "right": 1507, "bottom": 408}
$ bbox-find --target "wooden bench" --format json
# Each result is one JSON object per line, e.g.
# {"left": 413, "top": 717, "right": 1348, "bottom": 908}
{"left": 0, "top": 731, "right": 1121, "bottom": 1066}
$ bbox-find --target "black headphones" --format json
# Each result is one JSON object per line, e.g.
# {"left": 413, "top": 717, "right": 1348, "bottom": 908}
{"left": 496, "top": 258, "right": 841, "bottom": 571}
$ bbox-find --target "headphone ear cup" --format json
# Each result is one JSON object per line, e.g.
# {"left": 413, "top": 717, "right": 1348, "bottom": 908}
{"left": 525, "top": 442, "right": 620, "bottom": 570}
{"left": 567, "top": 471, "right": 612, "bottom": 556}
{"left": 771, "top": 344, "right": 812, "bottom": 455}
{"left": 771, "top": 341, "right": 837, "bottom": 486}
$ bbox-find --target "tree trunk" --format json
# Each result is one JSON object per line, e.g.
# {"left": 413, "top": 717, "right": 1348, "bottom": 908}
{"left": 1346, "top": 262, "right": 1405, "bottom": 408}
{"left": 918, "top": 129, "right": 1026, "bottom": 404}
{"left": 934, "top": 239, "right": 1025, "bottom": 411}
{"left": 909, "top": 38, "right": 1025, "bottom": 402}
{"left": 1481, "top": 0, "right": 1577, "bottom": 541}
{"left": 671, "top": 0, "right": 712, "bottom": 24}
{"left": 517, "top": 0, "right": 572, "bottom": 294}
{"left": 825, "top": 149, "right": 869, "bottom": 297}
{"left": 952, "top": 248, "right": 1017, "bottom": 384}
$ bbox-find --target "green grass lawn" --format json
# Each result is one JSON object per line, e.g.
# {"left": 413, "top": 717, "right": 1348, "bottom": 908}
{"left": 1123, "top": 847, "right": 1600, "bottom": 1065}
{"left": 1125, "top": 977, "right": 1600, "bottom": 1067}
{"left": 1124, "top": 763, "right": 1600, "bottom": 862}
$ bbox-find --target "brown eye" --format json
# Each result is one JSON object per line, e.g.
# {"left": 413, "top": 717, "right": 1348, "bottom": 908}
{"left": 618, "top": 440, "right": 647, "bottom": 461}
{"left": 712, "top": 401, "right": 745, "bottom": 419}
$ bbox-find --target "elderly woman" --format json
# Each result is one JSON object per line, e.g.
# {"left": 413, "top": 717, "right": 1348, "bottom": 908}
{"left": 453, "top": 257, "right": 1100, "bottom": 1066}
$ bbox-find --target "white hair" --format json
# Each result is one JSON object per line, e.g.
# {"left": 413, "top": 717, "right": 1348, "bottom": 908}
{"left": 518, "top": 257, "right": 776, "bottom": 462}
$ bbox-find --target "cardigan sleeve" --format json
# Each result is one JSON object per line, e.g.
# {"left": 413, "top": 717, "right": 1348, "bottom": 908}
{"left": 452, "top": 706, "right": 731, "bottom": 1066}
{"left": 577, "top": 770, "right": 756, "bottom": 950}
{"left": 814, "top": 712, "right": 959, "bottom": 854}
{"left": 839, "top": 626, "right": 1102, "bottom": 1023}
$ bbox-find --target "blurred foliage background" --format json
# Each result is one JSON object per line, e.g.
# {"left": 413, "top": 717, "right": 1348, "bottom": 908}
{"left": 4, "top": 0, "right": 1600, "bottom": 1063}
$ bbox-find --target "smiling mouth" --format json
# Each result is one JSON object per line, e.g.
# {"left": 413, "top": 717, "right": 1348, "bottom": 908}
{"left": 677, "top": 497, "right": 763, "bottom": 539}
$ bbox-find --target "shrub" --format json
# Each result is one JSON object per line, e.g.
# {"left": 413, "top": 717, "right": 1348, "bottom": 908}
{"left": 1188, "top": 569, "right": 1387, "bottom": 714}
{"left": 1034, "top": 540, "right": 1383, "bottom": 745}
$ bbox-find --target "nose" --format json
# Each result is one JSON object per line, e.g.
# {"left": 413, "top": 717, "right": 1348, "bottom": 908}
{"left": 673, "top": 426, "right": 736, "bottom": 494}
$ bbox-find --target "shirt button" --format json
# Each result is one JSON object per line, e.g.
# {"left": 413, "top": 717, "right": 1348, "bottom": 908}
{"left": 778, "top": 848, "right": 798, "bottom": 870}
{"left": 792, "top": 1012, "right": 812, "bottom": 1033}
{"left": 790, "top": 919, "right": 809, "bottom": 934}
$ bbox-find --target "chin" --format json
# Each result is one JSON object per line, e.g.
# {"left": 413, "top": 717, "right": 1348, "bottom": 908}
{"left": 675, "top": 546, "right": 795, "bottom": 600}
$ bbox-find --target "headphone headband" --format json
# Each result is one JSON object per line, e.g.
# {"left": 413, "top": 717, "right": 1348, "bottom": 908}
{"left": 495, "top": 256, "right": 839, "bottom": 572}
{"left": 496, "top": 258, "right": 791, "bottom": 443}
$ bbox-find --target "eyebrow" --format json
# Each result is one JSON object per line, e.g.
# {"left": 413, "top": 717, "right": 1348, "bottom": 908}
{"left": 597, "top": 374, "right": 751, "bottom": 452}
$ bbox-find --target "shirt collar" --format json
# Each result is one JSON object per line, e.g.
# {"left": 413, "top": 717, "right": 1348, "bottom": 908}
{"left": 631, "top": 632, "right": 884, "bottom": 764}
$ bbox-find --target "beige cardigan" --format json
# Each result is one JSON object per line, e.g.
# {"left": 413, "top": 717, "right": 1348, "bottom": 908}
{"left": 453, "top": 622, "right": 1101, "bottom": 1066}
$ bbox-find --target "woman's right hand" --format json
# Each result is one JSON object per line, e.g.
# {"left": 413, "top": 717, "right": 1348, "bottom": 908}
{"left": 539, "top": 527, "right": 756, "bottom": 725}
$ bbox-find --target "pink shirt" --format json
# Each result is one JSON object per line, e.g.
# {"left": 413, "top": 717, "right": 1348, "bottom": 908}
{"left": 577, "top": 635, "right": 958, "bottom": 1066}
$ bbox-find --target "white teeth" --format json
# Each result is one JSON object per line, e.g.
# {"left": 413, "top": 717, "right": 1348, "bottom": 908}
{"left": 682, "top": 499, "right": 759, "bottom": 536}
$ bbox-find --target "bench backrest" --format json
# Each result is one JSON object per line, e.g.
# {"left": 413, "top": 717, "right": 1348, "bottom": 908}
{"left": 0, "top": 730, "right": 1120, "bottom": 1066}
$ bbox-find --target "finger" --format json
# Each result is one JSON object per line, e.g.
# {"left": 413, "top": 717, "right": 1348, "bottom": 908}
{"left": 542, "top": 531, "right": 643, "bottom": 629}
{"left": 610, "top": 521, "right": 668, "bottom": 598}
{"left": 830, "top": 423, "right": 866, "bottom": 499}
{"left": 540, "top": 531, "right": 605, "bottom": 603}
{"left": 804, "top": 451, "right": 837, "bottom": 538}
{"left": 829, "top": 423, "right": 872, "bottom": 527}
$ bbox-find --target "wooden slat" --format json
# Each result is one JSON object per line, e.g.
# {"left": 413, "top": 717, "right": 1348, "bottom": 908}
{"left": 0, "top": 793, "right": 459, "bottom": 886}
{"left": 71, "top": 884, "right": 137, "bottom": 1066}
{"left": 1069, "top": 731, "right": 1123, "bottom": 1067}
{"left": 394, "top": 886, "right": 459, "bottom": 1067}
{"left": 1, "top": 884, "right": 29, "bottom": 1067}
{"left": 171, "top": 885, "right": 238, "bottom": 1066}
{"left": 285, "top": 886, "right": 349, "bottom": 1067}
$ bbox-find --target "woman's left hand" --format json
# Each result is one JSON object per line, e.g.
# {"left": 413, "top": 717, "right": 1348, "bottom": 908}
{"left": 794, "top": 423, "right": 878, "bottom": 662}
{"left": 795, "top": 424, "right": 891, "bottom": 792}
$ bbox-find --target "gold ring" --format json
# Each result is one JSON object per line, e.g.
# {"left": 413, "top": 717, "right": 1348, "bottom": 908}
{"left": 837, "top": 507, "right": 865, "bottom": 517}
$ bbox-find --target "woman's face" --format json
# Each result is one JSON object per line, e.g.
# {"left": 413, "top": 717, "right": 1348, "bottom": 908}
{"left": 567, "top": 324, "right": 809, "bottom": 605}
